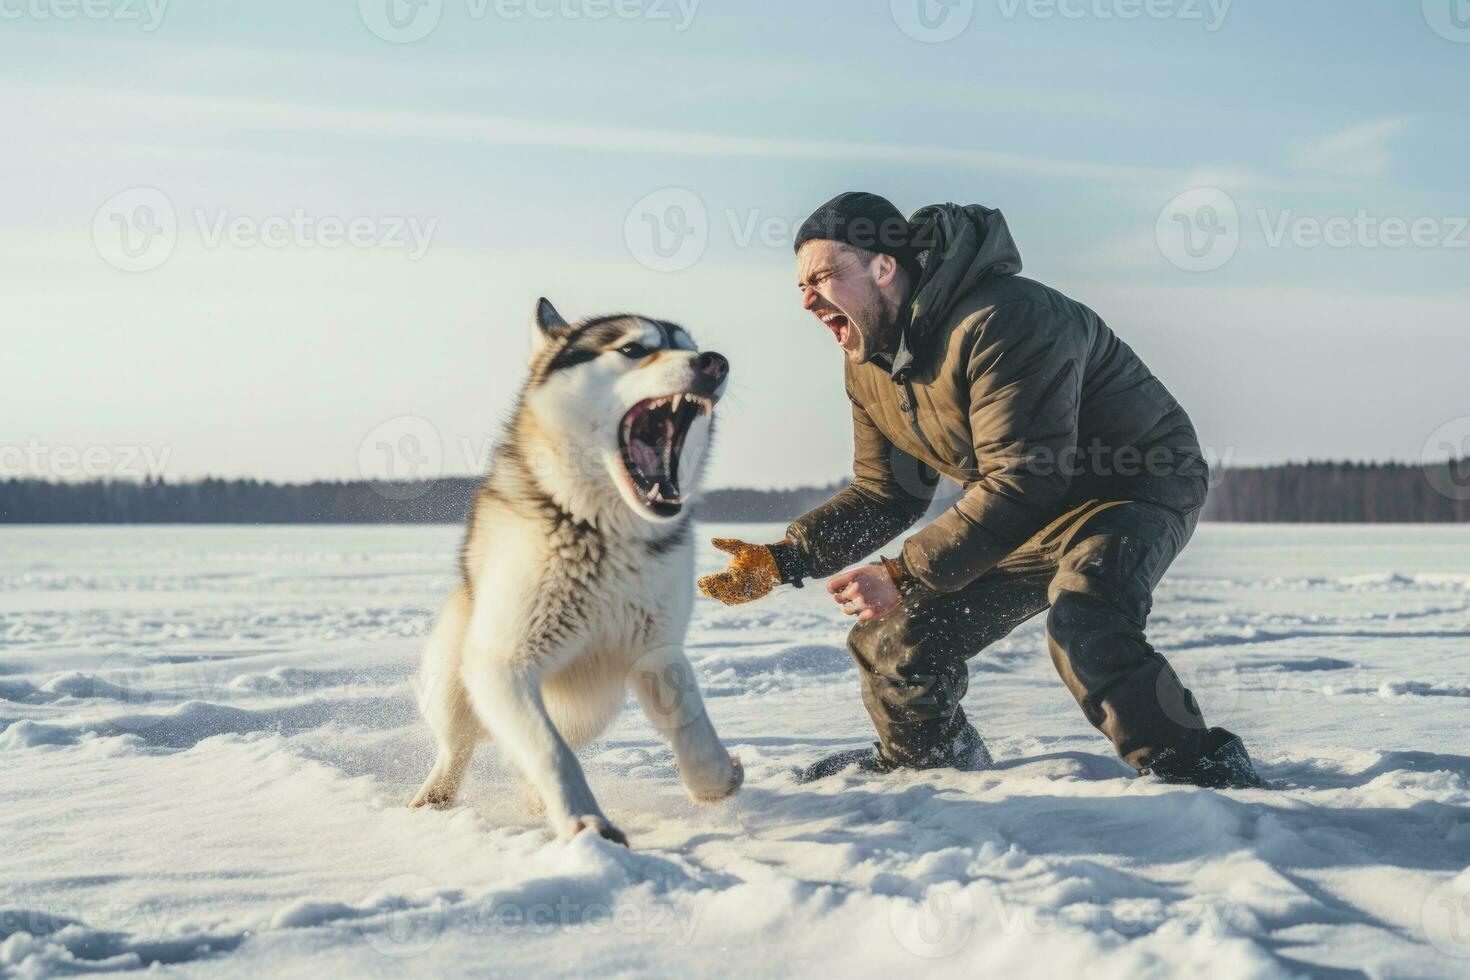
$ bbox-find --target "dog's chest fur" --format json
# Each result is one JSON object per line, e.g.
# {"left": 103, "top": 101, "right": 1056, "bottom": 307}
{"left": 462, "top": 499, "right": 691, "bottom": 666}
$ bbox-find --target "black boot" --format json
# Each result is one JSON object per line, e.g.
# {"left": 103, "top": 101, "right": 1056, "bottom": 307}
{"left": 793, "top": 743, "right": 895, "bottom": 783}
{"left": 1141, "top": 727, "right": 1265, "bottom": 789}
{"left": 946, "top": 722, "right": 994, "bottom": 771}
{"left": 793, "top": 723, "right": 993, "bottom": 783}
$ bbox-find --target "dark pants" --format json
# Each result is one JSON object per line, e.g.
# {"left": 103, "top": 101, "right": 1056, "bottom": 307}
{"left": 846, "top": 499, "right": 1209, "bottom": 771}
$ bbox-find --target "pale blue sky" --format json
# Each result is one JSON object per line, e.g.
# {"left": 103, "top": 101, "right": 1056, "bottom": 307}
{"left": 3, "top": 1, "right": 1467, "bottom": 488}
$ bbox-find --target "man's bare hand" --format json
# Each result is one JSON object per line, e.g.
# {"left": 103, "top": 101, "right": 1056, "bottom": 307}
{"left": 828, "top": 563, "right": 900, "bottom": 622}
{"left": 697, "top": 538, "right": 781, "bottom": 606}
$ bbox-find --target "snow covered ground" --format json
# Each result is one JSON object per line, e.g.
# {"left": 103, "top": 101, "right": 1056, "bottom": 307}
{"left": 2, "top": 522, "right": 1468, "bottom": 978}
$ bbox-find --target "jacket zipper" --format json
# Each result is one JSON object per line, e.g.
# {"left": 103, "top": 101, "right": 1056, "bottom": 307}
{"left": 897, "top": 377, "right": 945, "bottom": 463}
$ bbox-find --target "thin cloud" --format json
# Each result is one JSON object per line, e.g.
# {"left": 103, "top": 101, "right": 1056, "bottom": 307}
{"left": 17, "top": 81, "right": 1178, "bottom": 185}
{"left": 1290, "top": 117, "right": 1411, "bottom": 178}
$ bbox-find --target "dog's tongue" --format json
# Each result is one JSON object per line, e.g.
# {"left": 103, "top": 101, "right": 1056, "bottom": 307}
{"left": 629, "top": 438, "right": 663, "bottom": 480}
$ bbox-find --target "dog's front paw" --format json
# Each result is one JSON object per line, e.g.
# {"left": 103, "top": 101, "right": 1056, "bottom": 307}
{"left": 409, "top": 787, "right": 456, "bottom": 810}
{"left": 686, "top": 755, "right": 744, "bottom": 804}
{"left": 567, "top": 814, "right": 628, "bottom": 847}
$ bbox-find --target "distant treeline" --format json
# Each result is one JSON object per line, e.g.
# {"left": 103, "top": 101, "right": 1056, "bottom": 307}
{"left": 1, "top": 460, "right": 1468, "bottom": 524}
{"left": 1201, "top": 460, "right": 1470, "bottom": 523}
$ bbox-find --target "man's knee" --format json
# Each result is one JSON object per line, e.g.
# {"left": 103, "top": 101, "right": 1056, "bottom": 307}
{"left": 1046, "top": 589, "right": 1154, "bottom": 683}
{"left": 846, "top": 611, "right": 908, "bottom": 676}
{"left": 1047, "top": 588, "right": 1116, "bottom": 642}
{"left": 847, "top": 608, "right": 965, "bottom": 693}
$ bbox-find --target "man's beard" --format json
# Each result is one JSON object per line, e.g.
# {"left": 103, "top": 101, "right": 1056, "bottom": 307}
{"left": 846, "top": 289, "right": 902, "bottom": 364}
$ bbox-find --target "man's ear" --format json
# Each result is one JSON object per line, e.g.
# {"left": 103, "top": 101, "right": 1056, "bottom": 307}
{"left": 530, "top": 297, "right": 572, "bottom": 353}
{"left": 871, "top": 252, "right": 899, "bottom": 288}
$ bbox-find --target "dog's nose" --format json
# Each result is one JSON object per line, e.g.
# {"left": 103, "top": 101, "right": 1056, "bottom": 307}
{"left": 695, "top": 351, "right": 729, "bottom": 383}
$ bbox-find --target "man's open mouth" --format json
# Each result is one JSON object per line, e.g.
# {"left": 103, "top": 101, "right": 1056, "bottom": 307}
{"left": 618, "top": 392, "right": 713, "bottom": 517}
{"left": 820, "top": 311, "right": 851, "bottom": 346}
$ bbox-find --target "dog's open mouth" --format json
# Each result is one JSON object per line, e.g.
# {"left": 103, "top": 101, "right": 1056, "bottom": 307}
{"left": 619, "top": 392, "right": 713, "bottom": 517}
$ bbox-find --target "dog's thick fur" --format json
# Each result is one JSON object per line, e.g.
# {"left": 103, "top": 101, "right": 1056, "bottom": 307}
{"left": 410, "top": 299, "right": 740, "bottom": 845}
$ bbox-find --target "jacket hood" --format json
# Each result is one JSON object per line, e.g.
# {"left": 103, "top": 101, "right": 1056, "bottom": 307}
{"left": 890, "top": 203, "right": 1022, "bottom": 379}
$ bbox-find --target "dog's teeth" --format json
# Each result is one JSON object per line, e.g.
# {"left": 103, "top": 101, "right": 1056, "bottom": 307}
{"left": 645, "top": 485, "right": 659, "bottom": 501}
{"left": 673, "top": 393, "right": 684, "bottom": 412}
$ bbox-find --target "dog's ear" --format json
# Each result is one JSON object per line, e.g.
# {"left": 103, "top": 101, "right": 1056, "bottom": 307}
{"left": 531, "top": 297, "right": 572, "bottom": 353}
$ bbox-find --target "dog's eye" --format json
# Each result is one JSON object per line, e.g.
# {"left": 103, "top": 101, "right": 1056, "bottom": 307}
{"left": 617, "top": 342, "right": 651, "bottom": 359}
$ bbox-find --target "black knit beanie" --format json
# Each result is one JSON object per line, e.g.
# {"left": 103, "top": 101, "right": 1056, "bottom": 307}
{"left": 794, "top": 191, "right": 920, "bottom": 281}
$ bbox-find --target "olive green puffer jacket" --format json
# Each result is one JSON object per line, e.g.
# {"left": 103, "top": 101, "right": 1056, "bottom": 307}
{"left": 785, "top": 204, "right": 1209, "bottom": 593}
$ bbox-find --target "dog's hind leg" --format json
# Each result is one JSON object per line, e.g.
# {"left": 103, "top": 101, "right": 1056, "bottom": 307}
{"left": 631, "top": 644, "right": 742, "bottom": 803}
{"left": 410, "top": 589, "right": 484, "bottom": 810}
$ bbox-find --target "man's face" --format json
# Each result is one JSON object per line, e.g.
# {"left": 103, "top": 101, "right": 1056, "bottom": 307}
{"left": 797, "top": 241, "right": 900, "bottom": 365}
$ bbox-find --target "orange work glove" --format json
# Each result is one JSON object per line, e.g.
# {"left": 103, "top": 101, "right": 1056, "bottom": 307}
{"left": 697, "top": 538, "right": 783, "bottom": 605}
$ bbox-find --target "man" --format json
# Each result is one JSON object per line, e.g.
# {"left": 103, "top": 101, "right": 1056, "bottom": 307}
{"left": 698, "top": 192, "right": 1261, "bottom": 789}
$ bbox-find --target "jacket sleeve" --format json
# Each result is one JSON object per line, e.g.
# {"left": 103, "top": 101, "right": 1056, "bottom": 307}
{"left": 783, "top": 394, "right": 935, "bottom": 581}
{"left": 900, "top": 300, "right": 1084, "bottom": 592}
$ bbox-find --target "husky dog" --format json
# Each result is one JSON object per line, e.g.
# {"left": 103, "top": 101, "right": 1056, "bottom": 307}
{"left": 410, "top": 298, "right": 741, "bottom": 845}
